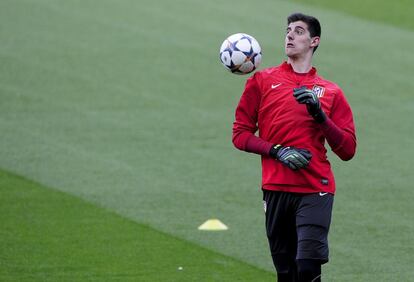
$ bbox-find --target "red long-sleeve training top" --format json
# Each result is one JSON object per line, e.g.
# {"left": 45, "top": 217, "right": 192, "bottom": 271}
{"left": 232, "top": 62, "right": 356, "bottom": 194}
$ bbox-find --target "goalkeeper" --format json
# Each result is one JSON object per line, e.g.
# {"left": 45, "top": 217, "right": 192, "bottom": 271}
{"left": 232, "top": 13, "right": 356, "bottom": 282}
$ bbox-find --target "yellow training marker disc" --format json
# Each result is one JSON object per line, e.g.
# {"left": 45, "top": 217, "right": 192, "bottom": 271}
{"left": 198, "top": 219, "right": 228, "bottom": 231}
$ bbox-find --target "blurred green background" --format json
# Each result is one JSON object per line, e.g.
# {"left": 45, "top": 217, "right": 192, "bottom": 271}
{"left": 1, "top": 0, "right": 413, "bottom": 281}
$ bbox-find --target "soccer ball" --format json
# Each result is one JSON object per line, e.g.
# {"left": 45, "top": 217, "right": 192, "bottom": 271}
{"left": 219, "top": 33, "right": 262, "bottom": 75}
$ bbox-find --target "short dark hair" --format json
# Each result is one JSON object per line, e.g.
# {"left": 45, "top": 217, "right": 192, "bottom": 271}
{"left": 287, "top": 13, "right": 321, "bottom": 52}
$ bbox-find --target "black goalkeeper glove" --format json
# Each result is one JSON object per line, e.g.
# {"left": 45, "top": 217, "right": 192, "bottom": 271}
{"left": 269, "top": 144, "right": 312, "bottom": 170}
{"left": 293, "top": 86, "right": 326, "bottom": 123}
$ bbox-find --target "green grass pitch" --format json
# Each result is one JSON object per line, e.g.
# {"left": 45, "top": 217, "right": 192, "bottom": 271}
{"left": 0, "top": 170, "right": 274, "bottom": 281}
{"left": 0, "top": 0, "right": 413, "bottom": 281}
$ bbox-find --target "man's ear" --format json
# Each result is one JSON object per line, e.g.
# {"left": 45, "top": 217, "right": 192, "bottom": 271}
{"left": 310, "top": 36, "right": 320, "bottom": 48}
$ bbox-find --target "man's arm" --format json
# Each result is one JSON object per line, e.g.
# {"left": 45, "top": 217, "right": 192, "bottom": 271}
{"left": 319, "top": 90, "right": 356, "bottom": 161}
{"left": 232, "top": 73, "right": 274, "bottom": 155}
{"left": 293, "top": 87, "right": 356, "bottom": 161}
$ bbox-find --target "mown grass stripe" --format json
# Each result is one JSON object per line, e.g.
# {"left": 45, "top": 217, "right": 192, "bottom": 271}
{"left": 0, "top": 169, "right": 274, "bottom": 281}
{"left": 291, "top": 0, "right": 414, "bottom": 31}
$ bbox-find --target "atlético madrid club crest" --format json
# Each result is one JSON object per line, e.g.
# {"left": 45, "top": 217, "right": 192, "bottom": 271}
{"left": 312, "top": 85, "right": 325, "bottom": 98}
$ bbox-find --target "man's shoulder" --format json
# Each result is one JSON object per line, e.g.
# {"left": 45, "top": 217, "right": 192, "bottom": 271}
{"left": 314, "top": 75, "right": 343, "bottom": 93}
{"left": 254, "top": 65, "right": 284, "bottom": 79}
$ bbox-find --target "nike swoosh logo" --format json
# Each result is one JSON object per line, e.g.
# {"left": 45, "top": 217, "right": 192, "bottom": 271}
{"left": 319, "top": 192, "right": 328, "bottom": 196}
{"left": 271, "top": 83, "right": 282, "bottom": 89}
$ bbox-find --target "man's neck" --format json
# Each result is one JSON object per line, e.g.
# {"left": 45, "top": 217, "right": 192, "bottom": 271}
{"left": 287, "top": 55, "right": 313, "bottom": 73}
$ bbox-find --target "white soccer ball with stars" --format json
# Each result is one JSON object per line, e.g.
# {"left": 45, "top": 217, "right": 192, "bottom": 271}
{"left": 219, "top": 33, "right": 262, "bottom": 75}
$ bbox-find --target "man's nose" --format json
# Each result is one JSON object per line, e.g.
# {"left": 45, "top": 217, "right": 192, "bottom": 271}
{"left": 286, "top": 31, "right": 294, "bottom": 40}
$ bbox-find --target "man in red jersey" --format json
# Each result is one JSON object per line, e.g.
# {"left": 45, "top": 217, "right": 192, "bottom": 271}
{"left": 232, "top": 13, "right": 356, "bottom": 282}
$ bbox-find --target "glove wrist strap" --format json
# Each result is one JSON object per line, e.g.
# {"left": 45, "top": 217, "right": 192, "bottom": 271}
{"left": 269, "top": 144, "right": 283, "bottom": 158}
{"left": 313, "top": 110, "right": 326, "bottom": 123}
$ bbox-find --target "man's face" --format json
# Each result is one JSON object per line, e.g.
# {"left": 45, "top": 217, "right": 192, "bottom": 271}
{"left": 285, "top": 21, "right": 319, "bottom": 58}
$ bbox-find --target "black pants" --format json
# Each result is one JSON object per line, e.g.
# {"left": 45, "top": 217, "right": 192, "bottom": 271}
{"left": 263, "top": 190, "right": 334, "bottom": 272}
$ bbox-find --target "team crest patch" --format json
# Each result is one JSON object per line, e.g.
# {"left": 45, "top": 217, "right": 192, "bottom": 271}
{"left": 312, "top": 85, "right": 325, "bottom": 98}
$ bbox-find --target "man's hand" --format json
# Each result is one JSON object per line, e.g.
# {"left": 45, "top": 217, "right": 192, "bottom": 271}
{"left": 269, "top": 144, "right": 312, "bottom": 170}
{"left": 293, "top": 86, "right": 326, "bottom": 123}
